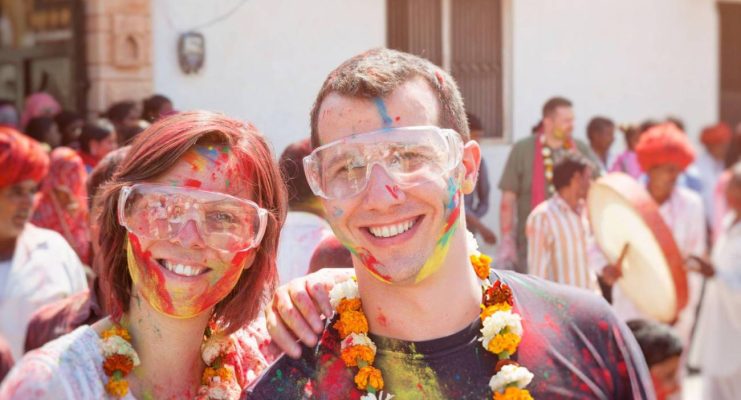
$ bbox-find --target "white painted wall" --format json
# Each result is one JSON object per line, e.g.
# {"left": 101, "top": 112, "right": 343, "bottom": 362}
{"left": 152, "top": 0, "right": 719, "bottom": 250}
{"left": 151, "top": 0, "right": 386, "bottom": 154}
{"left": 478, "top": 0, "right": 719, "bottom": 250}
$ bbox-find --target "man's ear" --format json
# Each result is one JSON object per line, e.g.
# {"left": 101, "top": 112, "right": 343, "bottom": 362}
{"left": 460, "top": 140, "right": 481, "bottom": 195}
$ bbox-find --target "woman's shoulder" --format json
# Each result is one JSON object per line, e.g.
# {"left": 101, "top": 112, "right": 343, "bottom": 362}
{"left": 0, "top": 326, "right": 108, "bottom": 399}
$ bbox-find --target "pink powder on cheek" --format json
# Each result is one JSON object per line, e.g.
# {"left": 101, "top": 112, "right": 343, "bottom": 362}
{"left": 183, "top": 179, "right": 202, "bottom": 188}
{"left": 128, "top": 233, "right": 175, "bottom": 314}
{"left": 191, "top": 249, "right": 252, "bottom": 311}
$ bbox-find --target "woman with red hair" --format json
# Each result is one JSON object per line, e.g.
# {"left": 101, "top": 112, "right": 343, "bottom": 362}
{"left": 0, "top": 111, "right": 291, "bottom": 399}
{"left": 612, "top": 123, "right": 706, "bottom": 383}
{"left": 0, "top": 127, "right": 88, "bottom": 360}
{"left": 30, "top": 147, "right": 91, "bottom": 265}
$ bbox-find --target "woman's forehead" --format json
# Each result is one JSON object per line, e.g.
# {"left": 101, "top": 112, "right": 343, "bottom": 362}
{"left": 153, "top": 145, "right": 252, "bottom": 199}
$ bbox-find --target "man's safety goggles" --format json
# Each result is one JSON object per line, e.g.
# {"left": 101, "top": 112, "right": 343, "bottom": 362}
{"left": 303, "top": 126, "right": 463, "bottom": 200}
{"left": 118, "top": 183, "right": 268, "bottom": 252}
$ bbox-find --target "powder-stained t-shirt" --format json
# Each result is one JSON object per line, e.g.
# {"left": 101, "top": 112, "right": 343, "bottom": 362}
{"left": 244, "top": 271, "right": 655, "bottom": 400}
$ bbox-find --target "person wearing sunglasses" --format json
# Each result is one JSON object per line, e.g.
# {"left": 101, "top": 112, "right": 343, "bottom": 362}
{"left": 248, "top": 48, "right": 653, "bottom": 399}
{"left": 1, "top": 111, "right": 292, "bottom": 399}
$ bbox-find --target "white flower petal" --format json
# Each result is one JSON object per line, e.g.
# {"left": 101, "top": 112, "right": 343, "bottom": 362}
{"left": 488, "top": 365, "right": 534, "bottom": 392}
{"left": 329, "top": 278, "right": 359, "bottom": 309}
{"left": 480, "top": 311, "right": 523, "bottom": 349}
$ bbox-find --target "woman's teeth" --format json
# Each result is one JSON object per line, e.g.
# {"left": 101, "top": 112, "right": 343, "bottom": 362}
{"left": 162, "top": 260, "right": 205, "bottom": 277}
{"left": 369, "top": 219, "right": 415, "bottom": 238}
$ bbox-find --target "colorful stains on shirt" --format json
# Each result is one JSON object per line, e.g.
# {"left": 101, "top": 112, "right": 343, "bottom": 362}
{"left": 245, "top": 271, "right": 654, "bottom": 400}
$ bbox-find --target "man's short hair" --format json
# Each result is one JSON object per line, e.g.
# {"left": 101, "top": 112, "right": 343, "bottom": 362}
{"left": 553, "top": 154, "right": 590, "bottom": 191}
{"left": 542, "top": 97, "right": 573, "bottom": 118}
{"left": 627, "top": 319, "right": 683, "bottom": 367}
{"left": 279, "top": 138, "right": 314, "bottom": 207}
{"left": 586, "top": 117, "right": 614, "bottom": 141}
{"left": 310, "top": 48, "right": 469, "bottom": 148}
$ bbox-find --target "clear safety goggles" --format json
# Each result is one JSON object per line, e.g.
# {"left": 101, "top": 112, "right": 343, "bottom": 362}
{"left": 303, "top": 126, "right": 463, "bottom": 199}
{"left": 118, "top": 183, "right": 268, "bottom": 252}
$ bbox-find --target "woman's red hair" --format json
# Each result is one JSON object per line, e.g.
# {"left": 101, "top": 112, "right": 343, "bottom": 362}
{"left": 97, "top": 111, "right": 286, "bottom": 332}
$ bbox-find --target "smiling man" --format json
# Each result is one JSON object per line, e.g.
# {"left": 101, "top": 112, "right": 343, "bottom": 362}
{"left": 246, "top": 48, "right": 654, "bottom": 399}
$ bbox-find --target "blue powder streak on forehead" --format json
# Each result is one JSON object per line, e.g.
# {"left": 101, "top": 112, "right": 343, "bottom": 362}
{"left": 373, "top": 97, "right": 393, "bottom": 128}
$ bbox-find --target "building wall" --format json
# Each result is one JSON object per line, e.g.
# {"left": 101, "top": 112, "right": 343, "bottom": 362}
{"left": 152, "top": 0, "right": 719, "bottom": 247}
{"left": 151, "top": 0, "right": 386, "bottom": 153}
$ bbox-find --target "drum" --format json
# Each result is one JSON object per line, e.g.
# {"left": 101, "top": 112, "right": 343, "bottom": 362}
{"left": 587, "top": 172, "right": 688, "bottom": 323}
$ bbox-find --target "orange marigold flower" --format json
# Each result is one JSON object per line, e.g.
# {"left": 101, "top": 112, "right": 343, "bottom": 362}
{"left": 487, "top": 332, "right": 522, "bottom": 356}
{"left": 333, "top": 310, "right": 368, "bottom": 338}
{"left": 484, "top": 280, "right": 513, "bottom": 307}
{"left": 103, "top": 354, "right": 134, "bottom": 376}
{"left": 354, "top": 366, "right": 384, "bottom": 391}
{"left": 337, "top": 298, "right": 362, "bottom": 313}
{"left": 202, "top": 366, "right": 234, "bottom": 385}
{"left": 105, "top": 378, "right": 129, "bottom": 397}
{"left": 471, "top": 253, "right": 492, "bottom": 280}
{"left": 340, "top": 345, "right": 376, "bottom": 367}
{"left": 480, "top": 303, "right": 512, "bottom": 321}
{"left": 493, "top": 387, "right": 533, "bottom": 400}
{"left": 102, "top": 326, "right": 131, "bottom": 341}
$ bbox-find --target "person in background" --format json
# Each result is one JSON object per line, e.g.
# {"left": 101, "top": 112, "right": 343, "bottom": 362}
{"left": 0, "top": 99, "right": 19, "bottom": 128}
{"left": 20, "top": 92, "right": 61, "bottom": 131}
{"left": 498, "top": 97, "right": 600, "bottom": 272}
{"left": 0, "top": 335, "right": 13, "bottom": 381}
{"left": 55, "top": 110, "right": 84, "bottom": 149}
{"left": 688, "top": 161, "right": 741, "bottom": 400}
{"left": 30, "top": 147, "right": 91, "bottom": 265}
{"left": 610, "top": 123, "right": 646, "bottom": 179}
{"left": 23, "top": 146, "right": 130, "bottom": 352}
{"left": 586, "top": 116, "right": 615, "bottom": 173}
{"left": 526, "top": 154, "right": 618, "bottom": 292}
{"left": 77, "top": 120, "right": 118, "bottom": 172}
{"left": 628, "top": 319, "right": 683, "bottom": 400}
{"left": 307, "top": 235, "right": 353, "bottom": 273}
{"left": 0, "top": 127, "right": 87, "bottom": 359}
{"left": 712, "top": 128, "right": 741, "bottom": 241}
{"left": 104, "top": 100, "right": 140, "bottom": 135}
{"left": 695, "top": 122, "right": 732, "bottom": 227}
{"left": 276, "top": 138, "right": 333, "bottom": 283}
{"left": 141, "top": 94, "right": 174, "bottom": 123}
{"left": 464, "top": 113, "right": 496, "bottom": 245}
{"left": 24, "top": 116, "right": 61, "bottom": 149}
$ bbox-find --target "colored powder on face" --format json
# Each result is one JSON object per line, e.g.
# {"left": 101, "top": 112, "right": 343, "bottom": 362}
{"left": 385, "top": 184, "right": 400, "bottom": 199}
{"left": 414, "top": 179, "right": 462, "bottom": 283}
{"left": 127, "top": 233, "right": 176, "bottom": 314}
{"left": 182, "top": 150, "right": 207, "bottom": 172}
{"left": 183, "top": 179, "right": 202, "bottom": 188}
{"left": 373, "top": 97, "right": 393, "bottom": 128}
{"left": 395, "top": 116, "right": 401, "bottom": 122}
{"left": 331, "top": 207, "right": 343, "bottom": 218}
{"left": 344, "top": 244, "right": 391, "bottom": 283}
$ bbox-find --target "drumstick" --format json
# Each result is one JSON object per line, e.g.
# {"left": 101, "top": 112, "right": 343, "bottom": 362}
{"left": 615, "top": 243, "right": 630, "bottom": 274}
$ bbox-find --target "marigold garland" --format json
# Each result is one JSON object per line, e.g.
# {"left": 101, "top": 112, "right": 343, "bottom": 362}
{"left": 329, "top": 232, "right": 535, "bottom": 399}
{"left": 99, "top": 322, "right": 243, "bottom": 399}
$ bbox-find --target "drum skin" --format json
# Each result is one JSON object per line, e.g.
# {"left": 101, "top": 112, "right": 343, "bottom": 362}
{"left": 587, "top": 172, "right": 688, "bottom": 323}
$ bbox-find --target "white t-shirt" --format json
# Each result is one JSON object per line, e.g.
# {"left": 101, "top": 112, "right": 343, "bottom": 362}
{"left": 276, "top": 211, "right": 332, "bottom": 284}
{"left": 0, "top": 224, "right": 88, "bottom": 359}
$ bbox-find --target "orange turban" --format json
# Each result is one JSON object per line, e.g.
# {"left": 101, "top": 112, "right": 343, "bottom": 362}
{"left": 635, "top": 123, "right": 696, "bottom": 172}
{"left": 0, "top": 126, "right": 49, "bottom": 188}
{"left": 700, "top": 123, "right": 732, "bottom": 146}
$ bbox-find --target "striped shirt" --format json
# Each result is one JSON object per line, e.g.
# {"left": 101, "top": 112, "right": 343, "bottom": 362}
{"left": 525, "top": 194, "right": 599, "bottom": 291}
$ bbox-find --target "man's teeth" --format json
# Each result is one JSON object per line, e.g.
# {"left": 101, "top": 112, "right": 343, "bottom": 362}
{"left": 369, "top": 219, "right": 415, "bottom": 238}
{"left": 162, "top": 260, "right": 204, "bottom": 277}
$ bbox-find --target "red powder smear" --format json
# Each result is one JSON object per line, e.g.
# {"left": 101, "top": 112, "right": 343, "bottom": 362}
{"left": 435, "top": 70, "right": 445, "bottom": 86}
{"left": 128, "top": 233, "right": 175, "bottom": 314}
{"left": 395, "top": 116, "right": 401, "bottom": 122}
{"left": 193, "top": 249, "right": 252, "bottom": 311}
{"left": 356, "top": 248, "right": 391, "bottom": 282}
{"left": 597, "top": 320, "right": 609, "bottom": 331}
{"left": 184, "top": 179, "right": 202, "bottom": 188}
{"left": 543, "top": 314, "right": 562, "bottom": 335}
{"left": 376, "top": 310, "right": 388, "bottom": 327}
{"left": 385, "top": 184, "right": 399, "bottom": 199}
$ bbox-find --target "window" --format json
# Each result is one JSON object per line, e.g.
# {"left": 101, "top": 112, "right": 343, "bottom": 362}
{"left": 388, "top": 0, "right": 504, "bottom": 139}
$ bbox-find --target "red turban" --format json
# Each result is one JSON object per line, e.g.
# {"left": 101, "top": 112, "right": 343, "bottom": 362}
{"left": 0, "top": 126, "right": 49, "bottom": 188}
{"left": 700, "top": 122, "right": 732, "bottom": 146}
{"left": 635, "top": 123, "right": 695, "bottom": 172}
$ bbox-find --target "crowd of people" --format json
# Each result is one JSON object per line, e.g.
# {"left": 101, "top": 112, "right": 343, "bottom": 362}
{"left": 0, "top": 47, "right": 738, "bottom": 399}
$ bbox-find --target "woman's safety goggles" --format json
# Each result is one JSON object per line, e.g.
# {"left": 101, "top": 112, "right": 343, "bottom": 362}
{"left": 118, "top": 183, "right": 268, "bottom": 252}
{"left": 303, "top": 126, "right": 463, "bottom": 199}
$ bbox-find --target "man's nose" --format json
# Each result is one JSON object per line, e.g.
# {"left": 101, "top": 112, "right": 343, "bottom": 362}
{"left": 362, "top": 163, "right": 406, "bottom": 210}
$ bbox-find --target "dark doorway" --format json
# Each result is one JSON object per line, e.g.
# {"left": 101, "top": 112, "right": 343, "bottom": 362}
{"left": 719, "top": 2, "right": 741, "bottom": 128}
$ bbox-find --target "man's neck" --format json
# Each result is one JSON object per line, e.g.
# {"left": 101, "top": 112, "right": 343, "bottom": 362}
{"left": 557, "top": 190, "right": 580, "bottom": 212}
{"left": 121, "top": 293, "right": 211, "bottom": 398}
{"left": 647, "top": 181, "right": 673, "bottom": 205}
{"left": 591, "top": 146, "right": 608, "bottom": 165}
{"left": 355, "top": 232, "right": 481, "bottom": 342}
{"left": 543, "top": 130, "right": 564, "bottom": 149}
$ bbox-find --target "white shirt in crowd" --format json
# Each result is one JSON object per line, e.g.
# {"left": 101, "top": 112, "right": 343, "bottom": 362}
{"left": 276, "top": 211, "right": 332, "bottom": 284}
{"left": 0, "top": 224, "right": 88, "bottom": 359}
{"left": 695, "top": 150, "right": 726, "bottom": 227}
{"left": 611, "top": 186, "right": 706, "bottom": 347}
{"left": 690, "top": 212, "right": 741, "bottom": 400}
